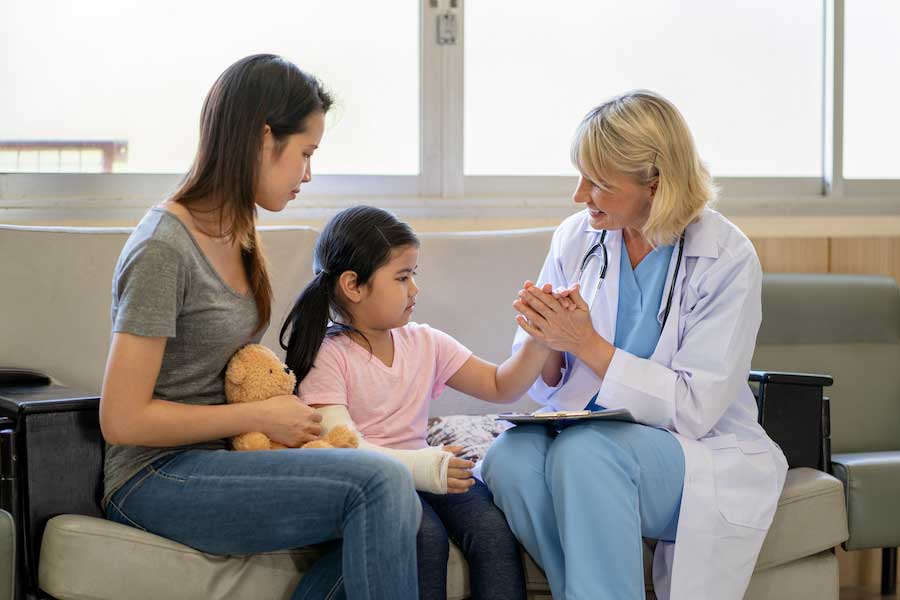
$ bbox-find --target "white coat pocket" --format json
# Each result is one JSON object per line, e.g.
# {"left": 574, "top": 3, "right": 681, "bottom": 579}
{"left": 705, "top": 435, "right": 778, "bottom": 530}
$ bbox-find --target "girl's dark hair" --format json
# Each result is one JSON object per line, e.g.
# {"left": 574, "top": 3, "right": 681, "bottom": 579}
{"left": 171, "top": 54, "right": 333, "bottom": 334}
{"left": 280, "top": 206, "right": 419, "bottom": 382}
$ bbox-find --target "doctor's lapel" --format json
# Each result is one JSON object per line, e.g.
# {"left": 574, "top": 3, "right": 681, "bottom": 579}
{"left": 651, "top": 240, "right": 688, "bottom": 362}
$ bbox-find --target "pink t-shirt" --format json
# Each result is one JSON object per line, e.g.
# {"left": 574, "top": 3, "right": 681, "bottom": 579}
{"left": 298, "top": 322, "right": 473, "bottom": 450}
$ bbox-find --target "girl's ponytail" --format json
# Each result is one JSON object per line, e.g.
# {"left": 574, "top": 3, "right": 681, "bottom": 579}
{"left": 280, "top": 270, "right": 332, "bottom": 383}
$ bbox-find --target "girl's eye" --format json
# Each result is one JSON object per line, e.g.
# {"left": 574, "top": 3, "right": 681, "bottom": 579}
{"left": 303, "top": 153, "right": 312, "bottom": 159}
{"left": 398, "top": 276, "right": 409, "bottom": 282}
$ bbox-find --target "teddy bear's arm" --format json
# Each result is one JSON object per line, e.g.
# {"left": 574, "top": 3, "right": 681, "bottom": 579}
{"left": 315, "top": 405, "right": 452, "bottom": 494}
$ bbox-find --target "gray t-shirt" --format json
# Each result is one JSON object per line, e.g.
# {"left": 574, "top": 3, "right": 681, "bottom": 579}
{"left": 103, "top": 208, "right": 261, "bottom": 508}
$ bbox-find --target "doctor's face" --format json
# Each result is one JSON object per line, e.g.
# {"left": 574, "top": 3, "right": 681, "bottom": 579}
{"left": 572, "top": 171, "right": 657, "bottom": 232}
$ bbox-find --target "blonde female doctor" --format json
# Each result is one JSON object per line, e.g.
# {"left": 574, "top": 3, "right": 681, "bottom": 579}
{"left": 482, "top": 90, "right": 787, "bottom": 600}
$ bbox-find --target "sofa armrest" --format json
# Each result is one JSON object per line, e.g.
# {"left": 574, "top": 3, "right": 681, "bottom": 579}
{"left": 749, "top": 370, "right": 833, "bottom": 387}
{"left": 0, "top": 510, "right": 13, "bottom": 600}
{"left": 0, "top": 381, "right": 103, "bottom": 598}
{"left": 749, "top": 370, "right": 833, "bottom": 472}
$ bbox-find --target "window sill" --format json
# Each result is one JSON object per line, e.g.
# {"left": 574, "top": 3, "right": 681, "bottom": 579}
{"left": 1, "top": 193, "right": 900, "bottom": 237}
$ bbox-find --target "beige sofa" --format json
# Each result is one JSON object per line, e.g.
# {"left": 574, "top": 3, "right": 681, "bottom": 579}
{"left": 0, "top": 222, "right": 848, "bottom": 599}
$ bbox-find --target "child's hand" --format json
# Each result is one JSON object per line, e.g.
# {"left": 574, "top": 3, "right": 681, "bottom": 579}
{"left": 447, "top": 455, "right": 475, "bottom": 494}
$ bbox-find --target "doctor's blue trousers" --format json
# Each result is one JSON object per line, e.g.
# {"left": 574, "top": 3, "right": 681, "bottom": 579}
{"left": 482, "top": 420, "right": 685, "bottom": 600}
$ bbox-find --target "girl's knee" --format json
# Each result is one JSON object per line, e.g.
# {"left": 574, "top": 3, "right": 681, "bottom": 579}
{"left": 417, "top": 509, "right": 449, "bottom": 552}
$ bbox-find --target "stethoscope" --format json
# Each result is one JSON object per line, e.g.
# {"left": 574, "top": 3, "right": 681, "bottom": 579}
{"left": 577, "top": 230, "right": 686, "bottom": 330}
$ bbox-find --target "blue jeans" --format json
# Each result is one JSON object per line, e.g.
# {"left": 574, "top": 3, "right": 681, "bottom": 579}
{"left": 482, "top": 421, "right": 685, "bottom": 600}
{"left": 107, "top": 449, "right": 421, "bottom": 600}
{"left": 417, "top": 480, "right": 525, "bottom": 600}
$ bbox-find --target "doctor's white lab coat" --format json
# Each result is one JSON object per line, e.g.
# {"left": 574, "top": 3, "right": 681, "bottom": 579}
{"left": 512, "top": 207, "right": 788, "bottom": 599}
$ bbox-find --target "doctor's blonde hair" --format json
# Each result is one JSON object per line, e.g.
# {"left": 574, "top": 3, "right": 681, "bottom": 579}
{"left": 571, "top": 90, "right": 717, "bottom": 247}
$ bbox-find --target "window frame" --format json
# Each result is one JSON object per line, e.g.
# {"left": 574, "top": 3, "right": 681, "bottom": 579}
{"left": 1, "top": 0, "right": 897, "bottom": 219}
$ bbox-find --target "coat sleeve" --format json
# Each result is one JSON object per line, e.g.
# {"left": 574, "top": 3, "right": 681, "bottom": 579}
{"left": 511, "top": 226, "right": 575, "bottom": 406}
{"left": 594, "top": 244, "right": 762, "bottom": 439}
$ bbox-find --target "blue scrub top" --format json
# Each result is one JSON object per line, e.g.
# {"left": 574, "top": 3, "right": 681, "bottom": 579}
{"left": 586, "top": 238, "right": 675, "bottom": 411}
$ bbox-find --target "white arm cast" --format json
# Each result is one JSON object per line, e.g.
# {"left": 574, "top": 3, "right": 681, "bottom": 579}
{"left": 315, "top": 404, "right": 451, "bottom": 494}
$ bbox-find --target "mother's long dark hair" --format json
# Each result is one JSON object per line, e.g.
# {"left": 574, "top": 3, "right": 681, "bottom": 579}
{"left": 280, "top": 206, "right": 419, "bottom": 382}
{"left": 171, "top": 54, "right": 332, "bottom": 333}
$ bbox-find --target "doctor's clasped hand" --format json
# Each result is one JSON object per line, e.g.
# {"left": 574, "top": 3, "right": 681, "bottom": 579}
{"left": 513, "top": 282, "right": 616, "bottom": 379}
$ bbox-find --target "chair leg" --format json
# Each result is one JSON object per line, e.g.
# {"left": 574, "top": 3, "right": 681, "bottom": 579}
{"left": 883, "top": 547, "right": 897, "bottom": 596}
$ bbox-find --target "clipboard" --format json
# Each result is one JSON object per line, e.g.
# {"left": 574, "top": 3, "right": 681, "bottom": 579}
{"left": 497, "top": 408, "right": 635, "bottom": 430}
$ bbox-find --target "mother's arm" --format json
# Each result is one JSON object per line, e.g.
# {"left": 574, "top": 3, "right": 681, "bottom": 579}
{"left": 100, "top": 332, "right": 322, "bottom": 447}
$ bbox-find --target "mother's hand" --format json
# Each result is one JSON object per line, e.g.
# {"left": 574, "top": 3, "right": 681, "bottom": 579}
{"left": 513, "top": 282, "right": 595, "bottom": 355}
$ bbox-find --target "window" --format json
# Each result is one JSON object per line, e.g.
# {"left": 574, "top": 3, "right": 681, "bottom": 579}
{"left": 464, "top": 1, "right": 823, "bottom": 178}
{"left": 843, "top": 0, "right": 900, "bottom": 180}
{"left": 2, "top": 1, "right": 898, "bottom": 208}
{"left": 0, "top": 0, "right": 419, "bottom": 175}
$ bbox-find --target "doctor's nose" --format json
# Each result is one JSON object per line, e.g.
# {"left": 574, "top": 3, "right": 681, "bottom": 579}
{"left": 572, "top": 176, "right": 591, "bottom": 204}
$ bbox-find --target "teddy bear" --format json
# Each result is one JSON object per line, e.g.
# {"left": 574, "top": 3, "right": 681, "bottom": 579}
{"left": 224, "top": 343, "right": 358, "bottom": 451}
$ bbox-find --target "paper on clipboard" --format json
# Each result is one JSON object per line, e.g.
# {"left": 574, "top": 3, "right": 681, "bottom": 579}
{"left": 497, "top": 408, "right": 635, "bottom": 429}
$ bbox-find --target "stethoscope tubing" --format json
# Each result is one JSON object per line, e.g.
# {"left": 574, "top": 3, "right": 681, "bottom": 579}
{"left": 577, "top": 229, "right": 685, "bottom": 331}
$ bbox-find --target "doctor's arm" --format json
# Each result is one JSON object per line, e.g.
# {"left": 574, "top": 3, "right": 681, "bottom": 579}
{"left": 596, "top": 252, "right": 761, "bottom": 439}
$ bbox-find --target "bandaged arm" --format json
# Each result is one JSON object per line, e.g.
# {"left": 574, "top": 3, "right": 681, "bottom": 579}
{"left": 315, "top": 404, "right": 452, "bottom": 494}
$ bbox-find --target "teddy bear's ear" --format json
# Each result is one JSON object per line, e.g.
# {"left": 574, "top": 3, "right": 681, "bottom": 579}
{"left": 226, "top": 359, "right": 247, "bottom": 385}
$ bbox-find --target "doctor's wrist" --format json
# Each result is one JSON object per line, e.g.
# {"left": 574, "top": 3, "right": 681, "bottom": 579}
{"left": 574, "top": 331, "right": 615, "bottom": 377}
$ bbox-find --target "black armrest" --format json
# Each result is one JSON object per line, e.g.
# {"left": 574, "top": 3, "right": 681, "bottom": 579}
{"left": 749, "top": 369, "right": 833, "bottom": 473}
{"left": 749, "top": 370, "right": 833, "bottom": 387}
{"left": 0, "top": 382, "right": 103, "bottom": 598}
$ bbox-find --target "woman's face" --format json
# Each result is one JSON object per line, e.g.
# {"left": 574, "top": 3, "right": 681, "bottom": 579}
{"left": 572, "top": 170, "right": 657, "bottom": 232}
{"left": 256, "top": 111, "right": 326, "bottom": 212}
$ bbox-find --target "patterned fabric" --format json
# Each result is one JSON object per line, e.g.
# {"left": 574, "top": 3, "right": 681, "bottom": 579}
{"left": 425, "top": 414, "right": 513, "bottom": 463}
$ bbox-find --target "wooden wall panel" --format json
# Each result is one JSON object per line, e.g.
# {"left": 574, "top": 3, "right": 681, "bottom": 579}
{"left": 831, "top": 237, "right": 900, "bottom": 284}
{"left": 750, "top": 238, "right": 831, "bottom": 273}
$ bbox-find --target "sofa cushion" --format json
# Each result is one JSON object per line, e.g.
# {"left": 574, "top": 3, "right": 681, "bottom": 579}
{"left": 832, "top": 451, "right": 900, "bottom": 550}
{"left": 39, "top": 515, "right": 471, "bottom": 600}
{"left": 426, "top": 414, "right": 512, "bottom": 462}
{"left": 755, "top": 468, "right": 848, "bottom": 569}
{"left": 745, "top": 550, "right": 839, "bottom": 600}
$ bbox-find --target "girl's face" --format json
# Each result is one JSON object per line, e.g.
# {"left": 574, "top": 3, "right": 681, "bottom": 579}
{"left": 256, "top": 111, "right": 326, "bottom": 212}
{"left": 572, "top": 170, "right": 656, "bottom": 232}
{"left": 355, "top": 245, "right": 420, "bottom": 331}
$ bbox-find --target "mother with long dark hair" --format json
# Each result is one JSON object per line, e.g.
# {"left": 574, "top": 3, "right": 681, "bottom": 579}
{"left": 99, "top": 54, "right": 420, "bottom": 599}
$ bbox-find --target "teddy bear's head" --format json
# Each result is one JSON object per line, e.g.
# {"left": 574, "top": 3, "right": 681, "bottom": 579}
{"left": 225, "top": 344, "right": 296, "bottom": 404}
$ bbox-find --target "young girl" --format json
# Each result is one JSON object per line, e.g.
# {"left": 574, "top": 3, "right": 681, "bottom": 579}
{"left": 281, "top": 206, "right": 553, "bottom": 600}
{"left": 100, "top": 55, "right": 421, "bottom": 600}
